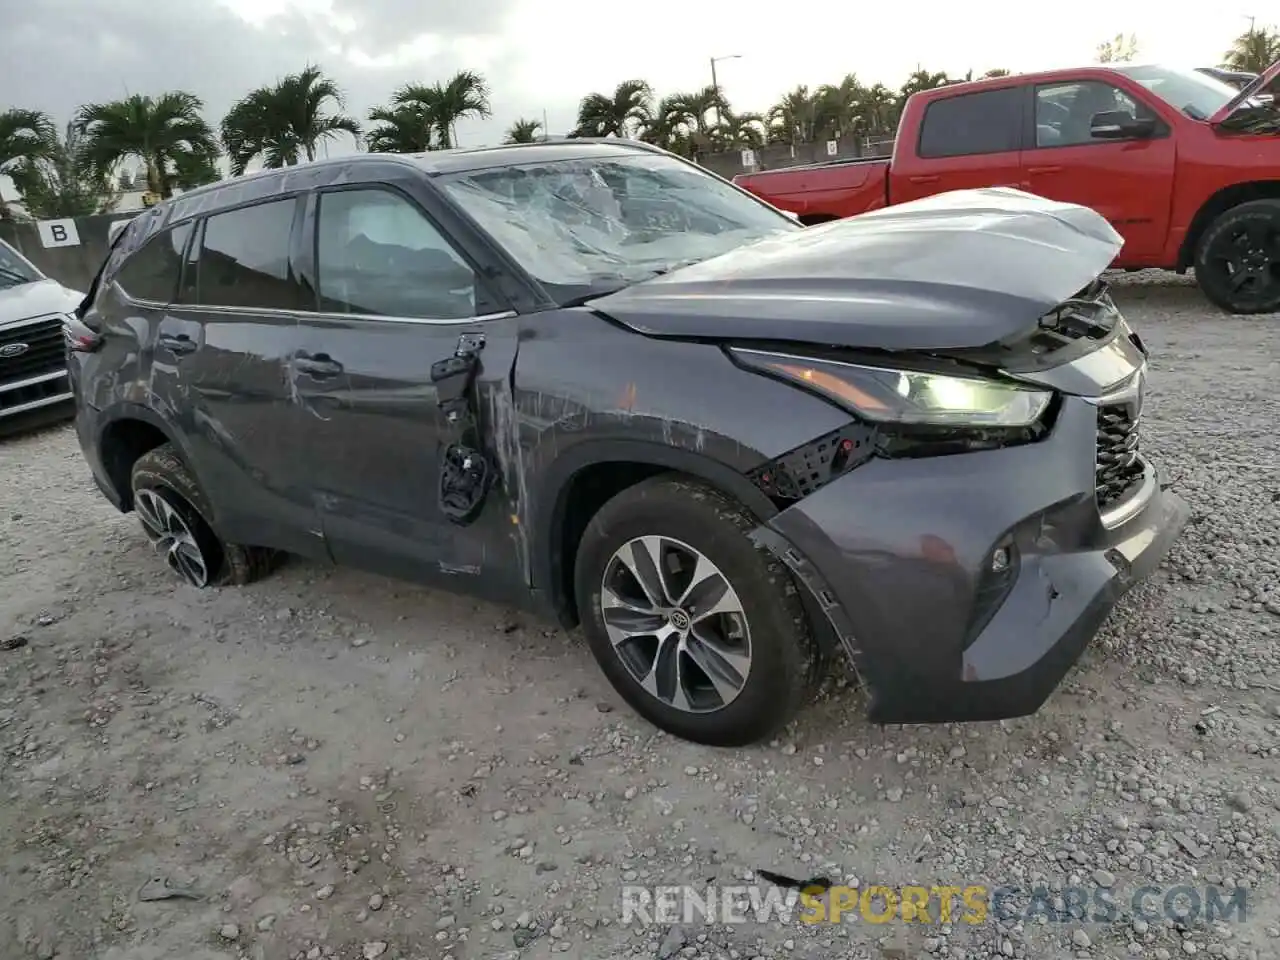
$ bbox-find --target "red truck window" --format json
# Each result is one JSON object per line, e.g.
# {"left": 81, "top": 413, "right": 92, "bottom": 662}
{"left": 918, "top": 87, "right": 1024, "bottom": 159}
{"left": 1033, "top": 81, "right": 1159, "bottom": 147}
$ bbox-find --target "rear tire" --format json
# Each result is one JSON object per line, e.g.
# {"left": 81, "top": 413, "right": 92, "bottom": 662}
{"left": 573, "top": 475, "right": 822, "bottom": 746}
{"left": 1193, "top": 200, "right": 1280, "bottom": 314}
{"left": 130, "top": 443, "right": 279, "bottom": 587}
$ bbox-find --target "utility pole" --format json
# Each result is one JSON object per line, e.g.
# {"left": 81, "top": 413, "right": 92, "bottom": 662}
{"left": 709, "top": 54, "right": 742, "bottom": 128}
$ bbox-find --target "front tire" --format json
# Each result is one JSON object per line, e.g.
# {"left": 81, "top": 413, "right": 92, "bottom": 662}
{"left": 573, "top": 475, "right": 822, "bottom": 746}
{"left": 1193, "top": 199, "right": 1280, "bottom": 314}
{"left": 130, "top": 443, "right": 278, "bottom": 587}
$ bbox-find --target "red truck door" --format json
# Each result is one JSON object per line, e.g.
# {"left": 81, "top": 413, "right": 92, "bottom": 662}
{"left": 894, "top": 86, "right": 1026, "bottom": 204}
{"left": 1021, "top": 79, "right": 1175, "bottom": 263}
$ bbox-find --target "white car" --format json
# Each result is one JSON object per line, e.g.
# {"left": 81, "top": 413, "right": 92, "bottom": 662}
{"left": 0, "top": 237, "right": 84, "bottom": 435}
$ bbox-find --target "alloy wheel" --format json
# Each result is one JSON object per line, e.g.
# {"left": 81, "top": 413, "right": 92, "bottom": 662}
{"left": 599, "top": 535, "right": 752, "bottom": 713}
{"left": 135, "top": 487, "right": 212, "bottom": 587}
{"left": 1208, "top": 221, "right": 1280, "bottom": 306}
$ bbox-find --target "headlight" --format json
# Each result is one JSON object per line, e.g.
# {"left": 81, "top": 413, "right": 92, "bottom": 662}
{"left": 730, "top": 348, "right": 1051, "bottom": 428}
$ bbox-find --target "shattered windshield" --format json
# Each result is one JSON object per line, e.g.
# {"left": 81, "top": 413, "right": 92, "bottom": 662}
{"left": 0, "top": 238, "right": 43, "bottom": 290}
{"left": 436, "top": 152, "right": 799, "bottom": 302}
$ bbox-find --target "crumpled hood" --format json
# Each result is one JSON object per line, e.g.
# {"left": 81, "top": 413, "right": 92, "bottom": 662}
{"left": 591, "top": 187, "right": 1124, "bottom": 351}
{"left": 0, "top": 279, "right": 84, "bottom": 327}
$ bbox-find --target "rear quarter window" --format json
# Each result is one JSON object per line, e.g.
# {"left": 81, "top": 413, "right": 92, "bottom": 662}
{"left": 115, "top": 222, "right": 193, "bottom": 303}
{"left": 918, "top": 87, "right": 1024, "bottom": 158}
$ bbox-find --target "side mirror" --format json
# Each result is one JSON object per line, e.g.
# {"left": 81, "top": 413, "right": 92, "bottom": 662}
{"left": 1090, "top": 110, "right": 1157, "bottom": 140}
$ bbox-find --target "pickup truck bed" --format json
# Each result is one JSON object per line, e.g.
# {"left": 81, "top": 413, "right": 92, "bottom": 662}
{"left": 736, "top": 158, "right": 889, "bottom": 224}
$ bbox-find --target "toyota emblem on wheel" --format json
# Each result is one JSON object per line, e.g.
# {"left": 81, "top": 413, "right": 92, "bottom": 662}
{"left": 0, "top": 343, "right": 30, "bottom": 359}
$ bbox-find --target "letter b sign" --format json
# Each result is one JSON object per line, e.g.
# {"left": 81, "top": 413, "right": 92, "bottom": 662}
{"left": 37, "top": 218, "right": 82, "bottom": 249}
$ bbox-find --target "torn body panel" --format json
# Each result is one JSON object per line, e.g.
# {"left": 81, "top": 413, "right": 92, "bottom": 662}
{"left": 508, "top": 307, "right": 857, "bottom": 622}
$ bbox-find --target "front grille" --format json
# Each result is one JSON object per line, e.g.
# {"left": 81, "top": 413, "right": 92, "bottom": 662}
{"left": 1095, "top": 402, "right": 1145, "bottom": 509}
{"left": 0, "top": 372, "right": 70, "bottom": 414}
{"left": 0, "top": 316, "right": 67, "bottom": 385}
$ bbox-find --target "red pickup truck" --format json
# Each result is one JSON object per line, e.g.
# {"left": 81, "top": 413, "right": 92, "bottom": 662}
{"left": 734, "top": 62, "right": 1280, "bottom": 314}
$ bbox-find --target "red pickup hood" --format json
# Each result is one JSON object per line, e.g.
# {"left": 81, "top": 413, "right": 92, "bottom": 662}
{"left": 589, "top": 187, "right": 1124, "bottom": 352}
{"left": 1209, "top": 58, "right": 1280, "bottom": 126}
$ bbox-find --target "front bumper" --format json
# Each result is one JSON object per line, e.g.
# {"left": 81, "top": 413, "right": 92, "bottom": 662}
{"left": 757, "top": 393, "right": 1190, "bottom": 724}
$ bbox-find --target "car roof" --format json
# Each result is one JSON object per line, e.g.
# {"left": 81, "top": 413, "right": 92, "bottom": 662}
{"left": 152, "top": 139, "right": 664, "bottom": 224}
{"left": 402, "top": 139, "right": 663, "bottom": 175}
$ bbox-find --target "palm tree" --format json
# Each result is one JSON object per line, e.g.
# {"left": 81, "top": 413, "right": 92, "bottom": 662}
{"left": 663, "top": 86, "right": 726, "bottom": 141}
{"left": 366, "top": 102, "right": 435, "bottom": 153}
{"left": 434, "top": 70, "right": 491, "bottom": 147}
{"left": 504, "top": 118, "right": 543, "bottom": 143}
{"left": 220, "top": 65, "right": 360, "bottom": 175}
{"left": 712, "top": 111, "right": 767, "bottom": 151}
{"left": 815, "top": 74, "right": 866, "bottom": 141}
{"left": 899, "top": 69, "right": 951, "bottom": 107}
{"left": 860, "top": 84, "right": 898, "bottom": 135}
{"left": 221, "top": 87, "right": 295, "bottom": 174}
{"left": 768, "top": 86, "right": 820, "bottom": 144}
{"left": 1223, "top": 26, "right": 1280, "bottom": 73}
{"left": 170, "top": 149, "right": 222, "bottom": 190}
{"left": 366, "top": 72, "right": 490, "bottom": 152}
{"left": 0, "top": 108, "right": 55, "bottom": 219}
{"left": 572, "top": 80, "right": 653, "bottom": 138}
{"left": 7, "top": 122, "right": 118, "bottom": 219}
{"left": 75, "top": 92, "right": 220, "bottom": 199}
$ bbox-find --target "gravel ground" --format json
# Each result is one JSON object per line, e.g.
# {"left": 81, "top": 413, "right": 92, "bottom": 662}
{"left": 2, "top": 273, "right": 1279, "bottom": 960}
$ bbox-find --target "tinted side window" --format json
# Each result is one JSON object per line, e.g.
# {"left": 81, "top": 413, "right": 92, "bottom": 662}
{"left": 918, "top": 88, "right": 1023, "bottom": 158}
{"left": 1034, "top": 82, "right": 1149, "bottom": 147}
{"left": 115, "top": 222, "right": 192, "bottom": 303}
{"left": 315, "top": 188, "right": 486, "bottom": 319}
{"left": 194, "top": 199, "right": 301, "bottom": 310}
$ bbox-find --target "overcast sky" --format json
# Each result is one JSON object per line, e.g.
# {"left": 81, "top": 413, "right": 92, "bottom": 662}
{"left": 0, "top": 0, "right": 1266, "bottom": 166}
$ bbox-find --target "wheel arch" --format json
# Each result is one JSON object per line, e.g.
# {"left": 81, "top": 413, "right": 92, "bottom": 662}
{"left": 531, "top": 439, "right": 780, "bottom": 630}
{"left": 96, "top": 404, "right": 191, "bottom": 512}
{"left": 1178, "top": 180, "right": 1280, "bottom": 269}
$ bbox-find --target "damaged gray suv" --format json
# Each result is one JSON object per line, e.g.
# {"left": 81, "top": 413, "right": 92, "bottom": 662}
{"left": 66, "top": 140, "right": 1189, "bottom": 746}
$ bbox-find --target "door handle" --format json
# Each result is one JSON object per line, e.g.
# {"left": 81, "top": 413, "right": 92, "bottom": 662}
{"left": 293, "top": 352, "right": 343, "bottom": 377}
{"left": 158, "top": 333, "right": 196, "bottom": 354}
{"left": 1026, "top": 165, "right": 1063, "bottom": 175}
{"left": 909, "top": 175, "right": 940, "bottom": 184}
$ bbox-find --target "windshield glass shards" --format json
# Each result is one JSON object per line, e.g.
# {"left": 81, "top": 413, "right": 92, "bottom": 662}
{"left": 437, "top": 152, "right": 799, "bottom": 303}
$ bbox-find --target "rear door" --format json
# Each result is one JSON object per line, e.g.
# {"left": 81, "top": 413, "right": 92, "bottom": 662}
{"left": 1021, "top": 79, "right": 1175, "bottom": 262}
{"left": 165, "top": 197, "right": 323, "bottom": 557}
{"left": 894, "top": 86, "right": 1026, "bottom": 203}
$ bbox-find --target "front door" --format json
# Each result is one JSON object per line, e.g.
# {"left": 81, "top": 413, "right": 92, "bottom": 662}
{"left": 1021, "top": 80, "right": 1176, "bottom": 263}
{"left": 291, "top": 184, "right": 527, "bottom": 599}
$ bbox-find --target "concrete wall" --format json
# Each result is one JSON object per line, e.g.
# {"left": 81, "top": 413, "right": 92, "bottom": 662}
{"left": 699, "top": 135, "right": 895, "bottom": 180}
{"left": 0, "top": 212, "right": 137, "bottom": 294}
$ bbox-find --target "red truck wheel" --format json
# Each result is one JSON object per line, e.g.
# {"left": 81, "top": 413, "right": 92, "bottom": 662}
{"left": 1193, "top": 200, "right": 1280, "bottom": 315}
